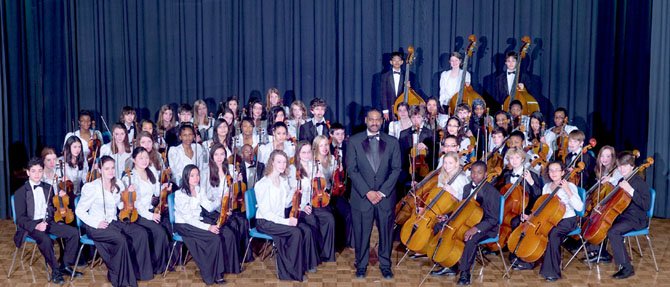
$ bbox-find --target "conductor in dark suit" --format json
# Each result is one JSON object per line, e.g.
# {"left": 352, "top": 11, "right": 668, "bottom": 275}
{"left": 13, "top": 157, "right": 81, "bottom": 284}
{"left": 493, "top": 51, "right": 533, "bottom": 106}
{"left": 379, "top": 52, "right": 421, "bottom": 122}
{"left": 346, "top": 109, "right": 402, "bottom": 279}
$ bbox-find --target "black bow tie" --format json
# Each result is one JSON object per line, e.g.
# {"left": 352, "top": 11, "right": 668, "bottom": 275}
{"left": 570, "top": 152, "right": 579, "bottom": 158}
{"left": 316, "top": 122, "right": 326, "bottom": 128}
{"left": 368, "top": 134, "right": 380, "bottom": 141}
{"left": 33, "top": 184, "right": 40, "bottom": 190}
{"left": 510, "top": 174, "right": 520, "bottom": 178}
{"left": 393, "top": 71, "right": 401, "bottom": 74}
{"left": 507, "top": 71, "right": 516, "bottom": 75}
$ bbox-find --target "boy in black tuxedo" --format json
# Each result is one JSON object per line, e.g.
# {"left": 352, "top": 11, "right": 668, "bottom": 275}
{"left": 299, "top": 98, "right": 329, "bottom": 143}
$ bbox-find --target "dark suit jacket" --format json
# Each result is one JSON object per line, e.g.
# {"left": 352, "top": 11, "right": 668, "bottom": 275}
{"left": 618, "top": 175, "right": 651, "bottom": 228}
{"left": 240, "top": 161, "right": 265, "bottom": 187}
{"left": 13, "top": 181, "right": 55, "bottom": 247}
{"left": 398, "top": 126, "right": 436, "bottom": 184}
{"left": 346, "top": 132, "right": 402, "bottom": 212}
{"left": 564, "top": 150, "right": 596, "bottom": 187}
{"left": 462, "top": 182, "right": 501, "bottom": 238}
{"left": 493, "top": 71, "right": 532, "bottom": 105}
{"left": 299, "top": 120, "right": 330, "bottom": 144}
{"left": 496, "top": 169, "right": 544, "bottom": 214}
{"left": 379, "top": 69, "right": 421, "bottom": 120}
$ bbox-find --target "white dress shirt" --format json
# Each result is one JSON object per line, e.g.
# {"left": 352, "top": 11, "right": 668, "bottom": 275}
{"left": 168, "top": 143, "right": 207, "bottom": 186}
{"left": 393, "top": 69, "right": 401, "bottom": 96}
{"left": 63, "top": 129, "right": 104, "bottom": 159}
{"left": 174, "top": 187, "right": 212, "bottom": 230}
{"left": 438, "top": 172, "right": 470, "bottom": 201}
{"left": 541, "top": 182, "right": 584, "bottom": 218}
{"left": 439, "top": 69, "right": 471, "bottom": 106}
{"left": 100, "top": 143, "right": 132, "bottom": 180}
{"left": 76, "top": 178, "right": 125, "bottom": 228}
{"left": 254, "top": 176, "right": 294, "bottom": 225}
{"left": 29, "top": 180, "right": 48, "bottom": 220}
{"left": 506, "top": 69, "right": 516, "bottom": 95}
{"left": 122, "top": 172, "right": 160, "bottom": 221}
{"left": 257, "top": 141, "right": 295, "bottom": 166}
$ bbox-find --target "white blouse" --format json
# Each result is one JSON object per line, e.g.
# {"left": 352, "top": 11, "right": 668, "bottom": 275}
{"left": 437, "top": 172, "right": 470, "bottom": 201}
{"left": 439, "top": 69, "right": 471, "bottom": 106}
{"left": 388, "top": 120, "right": 411, "bottom": 139}
{"left": 174, "top": 187, "right": 213, "bottom": 230}
{"left": 254, "top": 176, "right": 294, "bottom": 225}
{"left": 100, "top": 143, "right": 132, "bottom": 180}
{"left": 257, "top": 141, "right": 296, "bottom": 166}
{"left": 541, "top": 182, "right": 584, "bottom": 218}
{"left": 122, "top": 171, "right": 160, "bottom": 221}
{"left": 168, "top": 143, "right": 207, "bottom": 186}
{"left": 75, "top": 178, "right": 125, "bottom": 228}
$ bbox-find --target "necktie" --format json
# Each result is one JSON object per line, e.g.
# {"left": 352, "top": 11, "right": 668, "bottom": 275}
{"left": 369, "top": 136, "right": 380, "bottom": 172}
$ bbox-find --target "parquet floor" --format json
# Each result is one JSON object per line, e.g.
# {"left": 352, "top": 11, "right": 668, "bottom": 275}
{"left": 1, "top": 218, "right": 669, "bottom": 286}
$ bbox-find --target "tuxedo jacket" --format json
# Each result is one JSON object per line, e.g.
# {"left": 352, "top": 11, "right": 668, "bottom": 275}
{"left": 13, "top": 181, "right": 55, "bottom": 247}
{"left": 618, "top": 175, "right": 651, "bottom": 228}
{"left": 240, "top": 161, "right": 265, "bottom": 187}
{"left": 379, "top": 69, "right": 421, "bottom": 120}
{"left": 397, "top": 126, "right": 436, "bottom": 184}
{"left": 564, "top": 150, "right": 596, "bottom": 187}
{"left": 346, "top": 132, "right": 402, "bottom": 212}
{"left": 494, "top": 71, "right": 532, "bottom": 105}
{"left": 496, "top": 168, "right": 544, "bottom": 214}
{"left": 462, "top": 182, "right": 501, "bottom": 238}
{"left": 299, "top": 120, "right": 330, "bottom": 144}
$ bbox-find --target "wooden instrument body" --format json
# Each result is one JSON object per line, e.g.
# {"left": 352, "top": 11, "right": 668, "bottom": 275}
{"left": 507, "top": 194, "right": 565, "bottom": 263}
{"left": 502, "top": 36, "right": 540, "bottom": 116}
{"left": 392, "top": 45, "right": 425, "bottom": 117}
{"left": 395, "top": 170, "right": 439, "bottom": 225}
{"left": 53, "top": 188, "right": 74, "bottom": 224}
{"left": 584, "top": 182, "right": 615, "bottom": 217}
{"left": 400, "top": 187, "right": 459, "bottom": 252}
{"left": 217, "top": 193, "right": 232, "bottom": 227}
{"left": 428, "top": 200, "right": 483, "bottom": 267}
{"left": 119, "top": 190, "right": 139, "bottom": 223}
{"left": 155, "top": 167, "right": 171, "bottom": 215}
{"left": 311, "top": 177, "right": 330, "bottom": 208}
{"left": 486, "top": 183, "right": 529, "bottom": 251}
{"left": 449, "top": 86, "right": 484, "bottom": 115}
{"left": 331, "top": 151, "right": 347, "bottom": 197}
{"left": 410, "top": 146, "right": 430, "bottom": 178}
{"left": 583, "top": 189, "right": 631, "bottom": 245}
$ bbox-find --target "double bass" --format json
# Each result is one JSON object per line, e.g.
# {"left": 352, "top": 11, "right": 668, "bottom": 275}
{"left": 448, "top": 35, "right": 484, "bottom": 115}
{"left": 502, "top": 36, "right": 540, "bottom": 115}
{"left": 583, "top": 157, "right": 654, "bottom": 245}
{"left": 393, "top": 46, "right": 425, "bottom": 117}
{"left": 506, "top": 162, "right": 585, "bottom": 263}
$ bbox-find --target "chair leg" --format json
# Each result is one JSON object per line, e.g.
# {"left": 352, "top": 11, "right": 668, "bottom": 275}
{"left": 477, "top": 247, "right": 485, "bottom": 276}
{"left": 241, "top": 238, "right": 254, "bottom": 270}
{"left": 70, "top": 245, "right": 85, "bottom": 282}
{"left": 163, "top": 241, "right": 177, "bottom": 278}
{"left": 29, "top": 244, "right": 37, "bottom": 266}
{"left": 272, "top": 243, "right": 279, "bottom": 279}
{"left": 626, "top": 238, "right": 633, "bottom": 262}
{"left": 44, "top": 258, "right": 51, "bottom": 282}
{"left": 635, "top": 236, "right": 643, "bottom": 257}
{"left": 7, "top": 247, "right": 19, "bottom": 278}
{"left": 19, "top": 243, "right": 27, "bottom": 270}
{"left": 90, "top": 248, "right": 99, "bottom": 269}
{"left": 496, "top": 243, "right": 509, "bottom": 278}
{"left": 645, "top": 235, "right": 659, "bottom": 272}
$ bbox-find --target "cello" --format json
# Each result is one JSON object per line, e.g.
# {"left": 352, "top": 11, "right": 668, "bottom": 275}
{"left": 399, "top": 170, "right": 464, "bottom": 252}
{"left": 506, "top": 162, "right": 585, "bottom": 263}
{"left": 54, "top": 160, "right": 75, "bottom": 224}
{"left": 119, "top": 168, "right": 139, "bottom": 223}
{"left": 395, "top": 169, "right": 440, "bottom": 225}
{"left": 393, "top": 46, "right": 425, "bottom": 117}
{"left": 583, "top": 157, "right": 654, "bottom": 245}
{"left": 448, "top": 35, "right": 484, "bottom": 115}
{"left": 502, "top": 36, "right": 540, "bottom": 115}
{"left": 427, "top": 167, "right": 501, "bottom": 268}
{"left": 486, "top": 167, "right": 530, "bottom": 251}
{"left": 583, "top": 150, "right": 639, "bottom": 216}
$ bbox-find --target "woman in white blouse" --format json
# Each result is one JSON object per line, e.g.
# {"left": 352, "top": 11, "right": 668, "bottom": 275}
{"left": 168, "top": 125, "right": 207, "bottom": 186}
{"left": 388, "top": 102, "right": 412, "bottom": 139}
{"left": 62, "top": 110, "right": 103, "bottom": 160}
{"left": 75, "top": 155, "right": 153, "bottom": 286}
{"left": 254, "top": 150, "right": 317, "bottom": 281}
{"left": 174, "top": 164, "right": 227, "bottom": 284}
{"left": 439, "top": 51, "right": 471, "bottom": 109}
{"left": 100, "top": 123, "right": 132, "bottom": 180}
{"left": 58, "top": 136, "right": 88, "bottom": 196}
{"left": 203, "top": 119, "right": 232, "bottom": 164}
{"left": 123, "top": 147, "right": 171, "bottom": 275}
{"left": 199, "top": 143, "right": 244, "bottom": 273}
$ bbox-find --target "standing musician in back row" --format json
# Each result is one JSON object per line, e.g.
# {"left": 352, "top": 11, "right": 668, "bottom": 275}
{"left": 493, "top": 51, "right": 535, "bottom": 106}
{"left": 379, "top": 52, "right": 421, "bottom": 122}
{"left": 346, "top": 109, "right": 402, "bottom": 279}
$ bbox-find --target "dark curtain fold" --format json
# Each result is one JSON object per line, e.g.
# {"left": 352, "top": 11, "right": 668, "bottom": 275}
{"left": 1, "top": 0, "right": 660, "bottom": 218}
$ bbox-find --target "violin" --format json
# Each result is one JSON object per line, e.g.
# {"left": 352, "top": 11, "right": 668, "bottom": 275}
{"left": 410, "top": 127, "right": 430, "bottom": 178}
{"left": 217, "top": 174, "right": 233, "bottom": 227}
{"left": 448, "top": 35, "right": 484, "bottom": 115}
{"left": 583, "top": 157, "right": 654, "bottom": 245}
{"left": 331, "top": 143, "right": 347, "bottom": 197}
{"left": 310, "top": 160, "right": 330, "bottom": 208}
{"left": 87, "top": 120, "right": 102, "bottom": 170}
{"left": 506, "top": 162, "right": 585, "bottom": 263}
{"left": 53, "top": 160, "right": 75, "bottom": 224}
{"left": 119, "top": 168, "right": 139, "bottom": 223}
{"left": 427, "top": 167, "right": 501, "bottom": 267}
{"left": 232, "top": 162, "right": 247, "bottom": 212}
{"left": 154, "top": 166, "right": 172, "bottom": 216}
{"left": 400, "top": 170, "right": 463, "bottom": 253}
{"left": 553, "top": 120, "right": 570, "bottom": 162}
{"left": 395, "top": 169, "right": 440, "bottom": 225}
{"left": 289, "top": 169, "right": 303, "bottom": 219}
{"left": 392, "top": 46, "right": 425, "bottom": 117}
{"left": 502, "top": 36, "right": 540, "bottom": 115}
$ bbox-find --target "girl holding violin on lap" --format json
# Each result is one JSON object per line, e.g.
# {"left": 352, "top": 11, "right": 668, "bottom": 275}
{"left": 289, "top": 140, "right": 336, "bottom": 263}
{"left": 75, "top": 155, "right": 154, "bottom": 287}
{"left": 59, "top": 136, "right": 89, "bottom": 196}
{"left": 122, "top": 147, "right": 171, "bottom": 275}
{"left": 255, "top": 150, "right": 318, "bottom": 281}
{"left": 200, "top": 143, "right": 247, "bottom": 271}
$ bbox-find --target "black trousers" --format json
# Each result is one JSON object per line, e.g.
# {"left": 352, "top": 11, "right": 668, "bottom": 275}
{"left": 26, "top": 221, "right": 79, "bottom": 270}
{"left": 135, "top": 217, "right": 170, "bottom": 274}
{"left": 539, "top": 216, "right": 578, "bottom": 279}
{"left": 174, "top": 223, "right": 225, "bottom": 284}
{"left": 351, "top": 204, "right": 394, "bottom": 270}
{"left": 85, "top": 221, "right": 153, "bottom": 287}
{"left": 458, "top": 232, "right": 492, "bottom": 273}
{"left": 608, "top": 217, "right": 645, "bottom": 267}
{"left": 301, "top": 207, "right": 336, "bottom": 262}
{"left": 331, "top": 196, "right": 354, "bottom": 249}
{"left": 256, "top": 219, "right": 306, "bottom": 281}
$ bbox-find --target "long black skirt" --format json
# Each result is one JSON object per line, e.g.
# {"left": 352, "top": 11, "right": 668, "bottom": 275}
{"left": 296, "top": 213, "right": 321, "bottom": 270}
{"left": 301, "top": 208, "right": 336, "bottom": 262}
{"left": 85, "top": 221, "right": 153, "bottom": 287}
{"left": 200, "top": 210, "right": 245, "bottom": 273}
{"left": 174, "top": 223, "right": 225, "bottom": 284}
{"left": 135, "top": 217, "right": 170, "bottom": 274}
{"left": 256, "top": 219, "right": 306, "bottom": 281}
{"left": 331, "top": 195, "right": 354, "bottom": 250}
{"left": 229, "top": 211, "right": 253, "bottom": 262}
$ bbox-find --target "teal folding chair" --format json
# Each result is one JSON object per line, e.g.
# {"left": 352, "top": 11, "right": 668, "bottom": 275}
{"left": 562, "top": 187, "right": 591, "bottom": 270}
{"left": 7, "top": 195, "right": 55, "bottom": 281}
{"left": 476, "top": 195, "right": 509, "bottom": 277}
{"left": 621, "top": 188, "right": 658, "bottom": 272}
{"left": 241, "top": 189, "right": 278, "bottom": 277}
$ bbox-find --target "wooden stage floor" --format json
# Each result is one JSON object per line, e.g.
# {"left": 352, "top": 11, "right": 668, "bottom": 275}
{"left": 1, "top": 218, "right": 668, "bottom": 286}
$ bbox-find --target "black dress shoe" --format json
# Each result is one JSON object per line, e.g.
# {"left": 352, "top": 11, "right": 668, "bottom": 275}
{"left": 512, "top": 261, "right": 534, "bottom": 270}
{"left": 410, "top": 253, "right": 428, "bottom": 259}
{"left": 584, "top": 254, "right": 612, "bottom": 263}
{"left": 355, "top": 268, "right": 367, "bottom": 278}
{"left": 61, "top": 266, "right": 83, "bottom": 278}
{"left": 51, "top": 270, "right": 65, "bottom": 284}
{"left": 214, "top": 277, "right": 227, "bottom": 284}
{"left": 430, "top": 267, "right": 457, "bottom": 276}
{"left": 613, "top": 265, "right": 635, "bottom": 279}
{"left": 545, "top": 276, "right": 559, "bottom": 282}
{"left": 381, "top": 268, "right": 394, "bottom": 279}
{"left": 457, "top": 272, "right": 471, "bottom": 285}
{"left": 308, "top": 267, "right": 317, "bottom": 273}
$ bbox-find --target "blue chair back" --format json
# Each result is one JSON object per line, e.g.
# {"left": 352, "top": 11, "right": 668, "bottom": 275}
{"left": 576, "top": 187, "right": 586, "bottom": 217}
{"left": 168, "top": 193, "right": 176, "bottom": 225}
{"left": 11, "top": 195, "right": 17, "bottom": 227}
{"left": 648, "top": 188, "right": 656, "bottom": 225}
{"left": 245, "top": 189, "right": 258, "bottom": 221}
{"left": 498, "top": 195, "right": 504, "bottom": 226}
{"left": 74, "top": 196, "right": 84, "bottom": 233}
